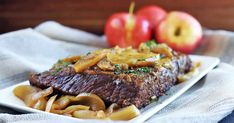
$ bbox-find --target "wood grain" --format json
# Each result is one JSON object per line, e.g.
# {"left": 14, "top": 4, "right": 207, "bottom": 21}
{"left": 1, "top": 0, "right": 234, "bottom": 34}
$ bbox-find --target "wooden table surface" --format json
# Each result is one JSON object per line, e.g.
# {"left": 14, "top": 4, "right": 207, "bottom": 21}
{"left": 1, "top": 0, "right": 234, "bottom": 34}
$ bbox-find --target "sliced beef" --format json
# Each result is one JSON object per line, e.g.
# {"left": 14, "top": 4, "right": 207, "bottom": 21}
{"left": 29, "top": 54, "right": 191, "bottom": 108}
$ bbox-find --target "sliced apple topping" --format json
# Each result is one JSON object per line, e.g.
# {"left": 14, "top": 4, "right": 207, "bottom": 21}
{"left": 74, "top": 49, "right": 110, "bottom": 72}
{"left": 97, "top": 58, "right": 115, "bottom": 71}
{"left": 62, "top": 56, "right": 81, "bottom": 63}
{"left": 150, "top": 43, "right": 173, "bottom": 57}
{"left": 66, "top": 42, "right": 175, "bottom": 72}
{"left": 107, "top": 47, "right": 158, "bottom": 67}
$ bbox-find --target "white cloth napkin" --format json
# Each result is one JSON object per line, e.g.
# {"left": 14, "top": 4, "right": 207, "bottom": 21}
{"left": 0, "top": 21, "right": 234, "bottom": 123}
{"left": 35, "top": 21, "right": 108, "bottom": 48}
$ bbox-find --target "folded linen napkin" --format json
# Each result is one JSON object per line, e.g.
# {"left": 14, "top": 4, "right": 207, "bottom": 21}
{"left": 35, "top": 21, "right": 108, "bottom": 48}
{"left": 0, "top": 21, "right": 234, "bottom": 123}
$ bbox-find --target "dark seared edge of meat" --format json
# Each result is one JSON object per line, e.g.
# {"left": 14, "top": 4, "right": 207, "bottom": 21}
{"left": 29, "top": 54, "right": 191, "bottom": 108}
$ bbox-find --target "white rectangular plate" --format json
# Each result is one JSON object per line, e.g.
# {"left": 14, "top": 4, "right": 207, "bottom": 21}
{"left": 0, "top": 55, "right": 220, "bottom": 122}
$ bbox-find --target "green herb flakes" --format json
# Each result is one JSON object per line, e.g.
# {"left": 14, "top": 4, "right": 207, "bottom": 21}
{"left": 114, "top": 64, "right": 151, "bottom": 75}
{"left": 114, "top": 64, "right": 122, "bottom": 75}
{"left": 51, "top": 67, "right": 62, "bottom": 76}
{"left": 55, "top": 60, "right": 71, "bottom": 67}
{"left": 62, "top": 62, "right": 70, "bottom": 67}
{"left": 146, "top": 40, "right": 157, "bottom": 48}
{"left": 114, "top": 64, "right": 121, "bottom": 70}
{"left": 124, "top": 69, "right": 137, "bottom": 74}
{"left": 137, "top": 67, "right": 151, "bottom": 73}
{"left": 51, "top": 60, "right": 71, "bottom": 76}
{"left": 137, "top": 58, "right": 146, "bottom": 61}
{"left": 86, "top": 52, "right": 91, "bottom": 56}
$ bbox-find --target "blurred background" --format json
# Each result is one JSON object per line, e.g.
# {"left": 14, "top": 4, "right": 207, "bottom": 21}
{"left": 0, "top": 0, "right": 234, "bottom": 35}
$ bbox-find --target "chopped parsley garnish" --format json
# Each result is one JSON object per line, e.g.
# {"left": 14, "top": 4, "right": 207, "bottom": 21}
{"left": 56, "top": 60, "right": 71, "bottom": 67}
{"left": 114, "top": 64, "right": 121, "bottom": 70}
{"left": 114, "top": 64, "right": 122, "bottom": 75}
{"left": 55, "top": 67, "right": 62, "bottom": 72}
{"left": 137, "top": 58, "right": 146, "bottom": 61}
{"left": 137, "top": 67, "right": 151, "bottom": 73}
{"left": 51, "top": 67, "right": 62, "bottom": 76}
{"left": 51, "top": 72, "right": 56, "bottom": 76}
{"left": 61, "top": 61, "right": 70, "bottom": 67}
{"left": 114, "top": 65, "right": 151, "bottom": 75}
{"left": 124, "top": 69, "right": 137, "bottom": 74}
{"left": 86, "top": 52, "right": 91, "bottom": 55}
{"left": 57, "top": 60, "right": 63, "bottom": 64}
{"left": 146, "top": 40, "right": 157, "bottom": 48}
{"left": 51, "top": 60, "right": 71, "bottom": 76}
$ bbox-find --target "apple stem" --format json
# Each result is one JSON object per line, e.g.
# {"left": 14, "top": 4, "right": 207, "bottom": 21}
{"left": 126, "top": 2, "right": 135, "bottom": 30}
{"left": 129, "top": 2, "right": 135, "bottom": 18}
{"left": 125, "top": 2, "right": 135, "bottom": 45}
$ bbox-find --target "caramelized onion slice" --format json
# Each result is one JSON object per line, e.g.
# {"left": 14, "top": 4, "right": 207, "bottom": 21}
{"left": 105, "top": 103, "right": 119, "bottom": 116}
{"left": 32, "top": 87, "right": 53, "bottom": 101}
{"left": 96, "top": 110, "right": 106, "bottom": 119}
{"left": 53, "top": 95, "right": 79, "bottom": 110}
{"left": 52, "top": 105, "right": 90, "bottom": 114}
{"left": 73, "top": 110, "right": 97, "bottom": 119}
{"left": 13, "top": 85, "right": 39, "bottom": 103}
{"left": 45, "top": 95, "right": 57, "bottom": 112}
{"left": 109, "top": 105, "right": 140, "bottom": 121}
{"left": 177, "top": 62, "right": 200, "bottom": 82}
{"left": 76, "top": 93, "right": 106, "bottom": 111}
{"left": 33, "top": 98, "right": 47, "bottom": 111}
{"left": 13, "top": 85, "right": 52, "bottom": 107}
{"left": 72, "top": 110, "right": 106, "bottom": 119}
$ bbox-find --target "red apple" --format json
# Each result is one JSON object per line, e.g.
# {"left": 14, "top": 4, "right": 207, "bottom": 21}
{"left": 105, "top": 13, "right": 152, "bottom": 48}
{"left": 136, "top": 5, "right": 167, "bottom": 28}
{"left": 156, "top": 11, "right": 202, "bottom": 53}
